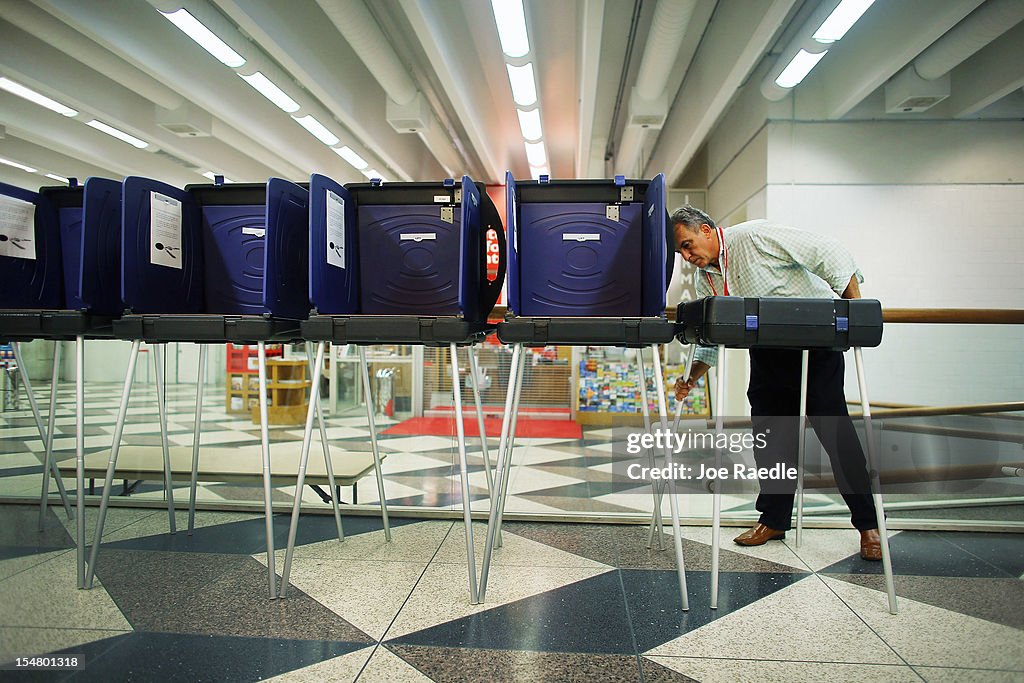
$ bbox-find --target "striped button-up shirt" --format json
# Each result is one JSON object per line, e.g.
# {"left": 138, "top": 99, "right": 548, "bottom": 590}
{"left": 690, "top": 220, "right": 863, "bottom": 367}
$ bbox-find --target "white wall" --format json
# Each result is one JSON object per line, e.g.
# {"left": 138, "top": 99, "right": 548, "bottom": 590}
{"left": 765, "top": 119, "right": 1024, "bottom": 404}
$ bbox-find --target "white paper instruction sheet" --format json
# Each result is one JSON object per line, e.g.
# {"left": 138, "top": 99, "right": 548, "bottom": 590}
{"left": 326, "top": 189, "right": 346, "bottom": 269}
{"left": 0, "top": 194, "right": 37, "bottom": 261}
{"left": 150, "top": 191, "right": 183, "bottom": 269}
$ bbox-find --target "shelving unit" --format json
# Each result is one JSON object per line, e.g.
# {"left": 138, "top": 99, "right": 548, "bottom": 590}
{"left": 224, "top": 343, "right": 282, "bottom": 414}
{"left": 250, "top": 359, "right": 310, "bottom": 426}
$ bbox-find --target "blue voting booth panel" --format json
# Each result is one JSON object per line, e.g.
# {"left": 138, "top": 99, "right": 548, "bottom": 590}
{"left": 0, "top": 183, "right": 63, "bottom": 309}
{"left": 56, "top": 203, "right": 84, "bottom": 311}
{"left": 458, "top": 177, "right": 484, "bottom": 321}
{"left": 79, "top": 178, "right": 123, "bottom": 316}
{"left": 122, "top": 177, "right": 203, "bottom": 315}
{"left": 357, "top": 204, "right": 461, "bottom": 316}
{"left": 263, "top": 178, "right": 310, "bottom": 320}
{"left": 640, "top": 173, "right": 668, "bottom": 317}
{"left": 200, "top": 203, "right": 266, "bottom": 315}
{"left": 309, "top": 174, "right": 359, "bottom": 315}
{"left": 506, "top": 173, "right": 521, "bottom": 315}
{"left": 518, "top": 202, "right": 642, "bottom": 317}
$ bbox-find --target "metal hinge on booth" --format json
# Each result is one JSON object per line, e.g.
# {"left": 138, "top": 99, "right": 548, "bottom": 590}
{"left": 441, "top": 206, "right": 454, "bottom": 223}
{"left": 606, "top": 205, "right": 619, "bottom": 221}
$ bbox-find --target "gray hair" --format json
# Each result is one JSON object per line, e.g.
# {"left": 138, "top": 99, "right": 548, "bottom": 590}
{"left": 671, "top": 205, "right": 716, "bottom": 233}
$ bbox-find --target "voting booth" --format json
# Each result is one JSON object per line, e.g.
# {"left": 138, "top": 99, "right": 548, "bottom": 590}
{"left": 675, "top": 296, "right": 895, "bottom": 614}
{"left": 279, "top": 175, "right": 506, "bottom": 604}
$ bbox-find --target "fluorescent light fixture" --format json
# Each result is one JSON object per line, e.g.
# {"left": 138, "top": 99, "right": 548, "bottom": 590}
{"left": 334, "top": 146, "right": 368, "bottom": 170}
{"left": 160, "top": 8, "right": 245, "bottom": 67}
{"left": 239, "top": 72, "right": 299, "bottom": 113}
{"left": 45, "top": 173, "right": 70, "bottom": 184}
{"left": 774, "top": 49, "right": 828, "bottom": 88}
{"left": 813, "top": 0, "right": 875, "bottom": 43}
{"left": 490, "top": 0, "right": 530, "bottom": 58}
{"left": 0, "top": 157, "right": 37, "bottom": 174}
{"left": 362, "top": 168, "right": 387, "bottom": 181}
{"left": 524, "top": 140, "right": 547, "bottom": 167}
{"left": 85, "top": 119, "right": 149, "bottom": 148}
{"left": 530, "top": 165, "right": 550, "bottom": 180}
{"left": 516, "top": 108, "right": 543, "bottom": 141}
{"left": 0, "top": 77, "right": 78, "bottom": 117}
{"left": 291, "top": 114, "right": 339, "bottom": 146}
{"left": 506, "top": 63, "right": 537, "bottom": 107}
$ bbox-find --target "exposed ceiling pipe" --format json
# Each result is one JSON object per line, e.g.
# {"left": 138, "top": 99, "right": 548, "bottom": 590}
{"left": 914, "top": 0, "right": 1024, "bottom": 80}
{"left": 316, "top": 0, "right": 463, "bottom": 176}
{"left": 37, "top": 0, "right": 350, "bottom": 180}
{"left": 0, "top": 0, "right": 183, "bottom": 111}
{"left": 614, "top": 0, "right": 697, "bottom": 176}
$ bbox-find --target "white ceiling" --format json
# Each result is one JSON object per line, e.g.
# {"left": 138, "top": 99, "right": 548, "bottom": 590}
{"left": 1, "top": 0, "right": 1022, "bottom": 191}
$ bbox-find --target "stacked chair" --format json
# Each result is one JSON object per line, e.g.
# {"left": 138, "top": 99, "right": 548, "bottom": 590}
{"left": 0, "top": 178, "right": 125, "bottom": 588}
{"left": 477, "top": 173, "right": 691, "bottom": 608}
{"left": 279, "top": 175, "right": 505, "bottom": 604}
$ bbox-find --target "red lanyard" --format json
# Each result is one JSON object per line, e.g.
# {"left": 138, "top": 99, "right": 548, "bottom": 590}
{"left": 704, "top": 227, "right": 729, "bottom": 296}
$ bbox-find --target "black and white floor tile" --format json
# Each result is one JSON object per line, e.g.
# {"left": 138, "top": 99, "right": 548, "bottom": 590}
{"left": 1, "top": 382, "right": 1023, "bottom": 680}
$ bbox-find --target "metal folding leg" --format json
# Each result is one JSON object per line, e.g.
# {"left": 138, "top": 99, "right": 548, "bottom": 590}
{"left": 257, "top": 342, "right": 277, "bottom": 599}
{"left": 651, "top": 344, "right": 689, "bottom": 611}
{"left": 710, "top": 345, "right": 725, "bottom": 609}
{"left": 152, "top": 345, "right": 176, "bottom": 533}
{"left": 306, "top": 342, "right": 343, "bottom": 542}
{"left": 358, "top": 347, "right": 391, "bottom": 541}
{"left": 639, "top": 347, "right": 665, "bottom": 550}
{"left": 478, "top": 343, "right": 523, "bottom": 601}
{"left": 854, "top": 347, "right": 897, "bottom": 614}
{"left": 187, "top": 344, "right": 208, "bottom": 535}
{"left": 11, "top": 343, "right": 72, "bottom": 521}
{"left": 795, "top": 350, "right": 809, "bottom": 547}
{"left": 39, "top": 340, "right": 72, "bottom": 529}
{"left": 280, "top": 342, "right": 326, "bottom": 599}
{"left": 451, "top": 344, "right": 480, "bottom": 604}
{"left": 86, "top": 340, "right": 141, "bottom": 589}
{"left": 492, "top": 343, "right": 525, "bottom": 549}
{"left": 467, "top": 345, "right": 494, "bottom": 495}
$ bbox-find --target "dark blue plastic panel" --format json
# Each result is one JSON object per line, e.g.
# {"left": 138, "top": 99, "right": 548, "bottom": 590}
{"left": 121, "top": 177, "right": 203, "bottom": 314}
{"left": 641, "top": 173, "right": 667, "bottom": 316}
{"left": 518, "top": 202, "right": 642, "bottom": 316}
{"left": 0, "top": 183, "right": 62, "bottom": 309}
{"left": 57, "top": 204, "right": 84, "bottom": 310}
{"left": 309, "top": 174, "right": 359, "bottom": 314}
{"left": 263, "top": 178, "right": 309, "bottom": 319}
{"left": 458, "top": 176, "right": 482, "bottom": 320}
{"left": 358, "top": 203, "right": 461, "bottom": 315}
{"left": 506, "top": 172, "right": 520, "bottom": 314}
{"left": 80, "top": 178, "right": 123, "bottom": 316}
{"left": 200, "top": 202, "right": 265, "bottom": 315}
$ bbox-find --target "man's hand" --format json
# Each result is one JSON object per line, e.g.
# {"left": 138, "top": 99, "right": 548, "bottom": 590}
{"left": 841, "top": 274, "right": 861, "bottom": 299}
{"left": 675, "top": 376, "right": 697, "bottom": 401}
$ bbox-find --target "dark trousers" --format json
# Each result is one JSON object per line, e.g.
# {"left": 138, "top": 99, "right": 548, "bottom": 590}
{"left": 747, "top": 348, "right": 878, "bottom": 532}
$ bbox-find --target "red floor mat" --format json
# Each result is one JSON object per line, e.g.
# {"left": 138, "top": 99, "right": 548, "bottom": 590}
{"left": 382, "top": 416, "right": 582, "bottom": 439}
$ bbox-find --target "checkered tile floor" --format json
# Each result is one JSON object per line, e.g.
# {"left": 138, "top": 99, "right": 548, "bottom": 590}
{"left": 2, "top": 381, "right": 1023, "bottom": 681}
{"left": 1, "top": 503, "right": 1023, "bottom": 681}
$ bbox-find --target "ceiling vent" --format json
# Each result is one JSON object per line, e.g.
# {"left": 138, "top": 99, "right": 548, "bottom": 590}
{"left": 156, "top": 103, "right": 213, "bottom": 137}
{"left": 885, "top": 68, "right": 950, "bottom": 114}
{"left": 386, "top": 93, "right": 431, "bottom": 134}
{"left": 626, "top": 89, "right": 668, "bottom": 130}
